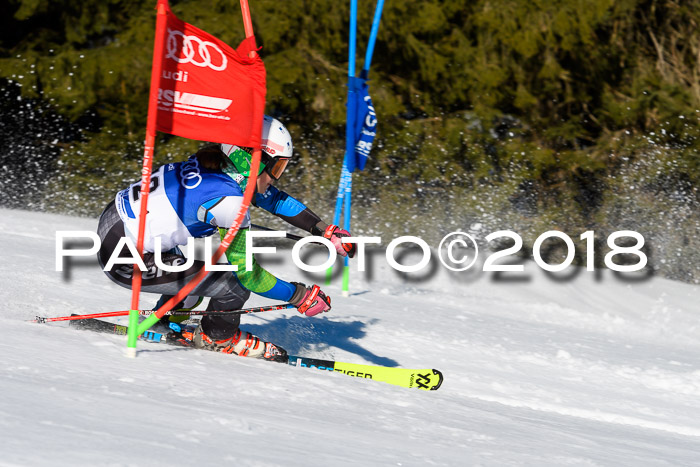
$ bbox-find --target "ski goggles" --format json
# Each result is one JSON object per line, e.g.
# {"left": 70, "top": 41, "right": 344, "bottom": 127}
{"left": 261, "top": 152, "right": 290, "bottom": 180}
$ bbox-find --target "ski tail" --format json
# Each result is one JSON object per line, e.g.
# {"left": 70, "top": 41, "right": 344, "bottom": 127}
{"left": 69, "top": 315, "right": 167, "bottom": 343}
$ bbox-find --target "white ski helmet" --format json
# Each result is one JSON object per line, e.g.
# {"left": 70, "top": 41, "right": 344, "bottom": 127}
{"left": 221, "top": 115, "right": 293, "bottom": 179}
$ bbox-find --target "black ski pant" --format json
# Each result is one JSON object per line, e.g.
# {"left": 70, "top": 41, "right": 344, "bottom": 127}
{"left": 96, "top": 201, "right": 248, "bottom": 339}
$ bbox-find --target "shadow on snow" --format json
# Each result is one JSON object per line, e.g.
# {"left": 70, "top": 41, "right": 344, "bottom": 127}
{"left": 243, "top": 316, "right": 399, "bottom": 368}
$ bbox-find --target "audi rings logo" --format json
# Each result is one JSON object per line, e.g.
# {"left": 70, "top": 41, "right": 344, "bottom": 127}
{"left": 166, "top": 28, "right": 228, "bottom": 71}
{"left": 180, "top": 159, "right": 202, "bottom": 189}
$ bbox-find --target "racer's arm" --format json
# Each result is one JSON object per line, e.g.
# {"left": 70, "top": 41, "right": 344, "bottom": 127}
{"left": 254, "top": 185, "right": 357, "bottom": 258}
{"left": 196, "top": 196, "right": 294, "bottom": 300}
{"left": 219, "top": 227, "right": 297, "bottom": 301}
{"left": 254, "top": 185, "right": 327, "bottom": 235}
{"left": 200, "top": 196, "right": 330, "bottom": 315}
{"left": 219, "top": 228, "right": 330, "bottom": 315}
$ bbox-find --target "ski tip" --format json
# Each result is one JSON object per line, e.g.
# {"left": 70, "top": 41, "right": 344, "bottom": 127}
{"left": 430, "top": 369, "right": 444, "bottom": 391}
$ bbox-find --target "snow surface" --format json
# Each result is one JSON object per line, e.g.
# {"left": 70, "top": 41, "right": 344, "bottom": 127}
{"left": 1, "top": 208, "right": 700, "bottom": 466}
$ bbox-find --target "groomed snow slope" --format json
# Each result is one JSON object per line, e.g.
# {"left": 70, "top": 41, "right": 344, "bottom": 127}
{"left": 1, "top": 208, "right": 699, "bottom": 466}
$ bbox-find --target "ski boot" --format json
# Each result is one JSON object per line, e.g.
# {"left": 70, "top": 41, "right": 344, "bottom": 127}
{"left": 192, "top": 326, "right": 288, "bottom": 362}
{"left": 163, "top": 321, "right": 200, "bottom": 347}
{"left": 135, "top": 295, "right": 203, "bottom": 345}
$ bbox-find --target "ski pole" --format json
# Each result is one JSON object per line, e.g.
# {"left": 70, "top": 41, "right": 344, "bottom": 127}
{"left": 32, "top": 303, "right": 295, "bottom": 324}
{"left": 32, "top": 310, "right": 132, "bottom": 323}
{"left": 144, "top": 303, "right": 295, "bottom": 317}
{"left": 251, "top": 224, "right": 305, "bottom": 241}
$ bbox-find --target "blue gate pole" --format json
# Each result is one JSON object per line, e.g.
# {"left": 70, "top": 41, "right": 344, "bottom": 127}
{"left": 325, "top": 164, "right": 348, "bottom": 285}
{"left": 362, "top": 0, "right": 385, "bottom": 76}
{"left": 327, "top": 0, "right": 386, "bottom": 292}
{"left": 341, "top": 165, "right": 352, "bottom": 295}
{"left": 327, "top": 0, "right": 358, "bottom": 291}
{"left": 340, "top": 0, "right": 358, "bottom": 296}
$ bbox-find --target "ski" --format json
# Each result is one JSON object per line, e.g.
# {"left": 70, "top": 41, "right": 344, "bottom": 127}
{"left": 287, "top": 355, "right": 443, "bottom": 391}
{"left": 69, "top": 317, "right": 444, "bottom": 391}
{"left": 69, "top": 316, "right": 177, "bottom": 344}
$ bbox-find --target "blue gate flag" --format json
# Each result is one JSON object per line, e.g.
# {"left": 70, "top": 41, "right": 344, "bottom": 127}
{"left": 347, "top": 76, "right": 377, "bottom": 173}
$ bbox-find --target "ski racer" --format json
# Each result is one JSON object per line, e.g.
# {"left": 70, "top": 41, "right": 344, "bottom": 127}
{"left": 96, "top": 115, "right": 356, "bottom": 361}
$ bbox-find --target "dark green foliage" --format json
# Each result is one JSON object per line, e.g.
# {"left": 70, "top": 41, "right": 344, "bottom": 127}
{"left": 0, "top": 0, "right": 698, "bottom": 281}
